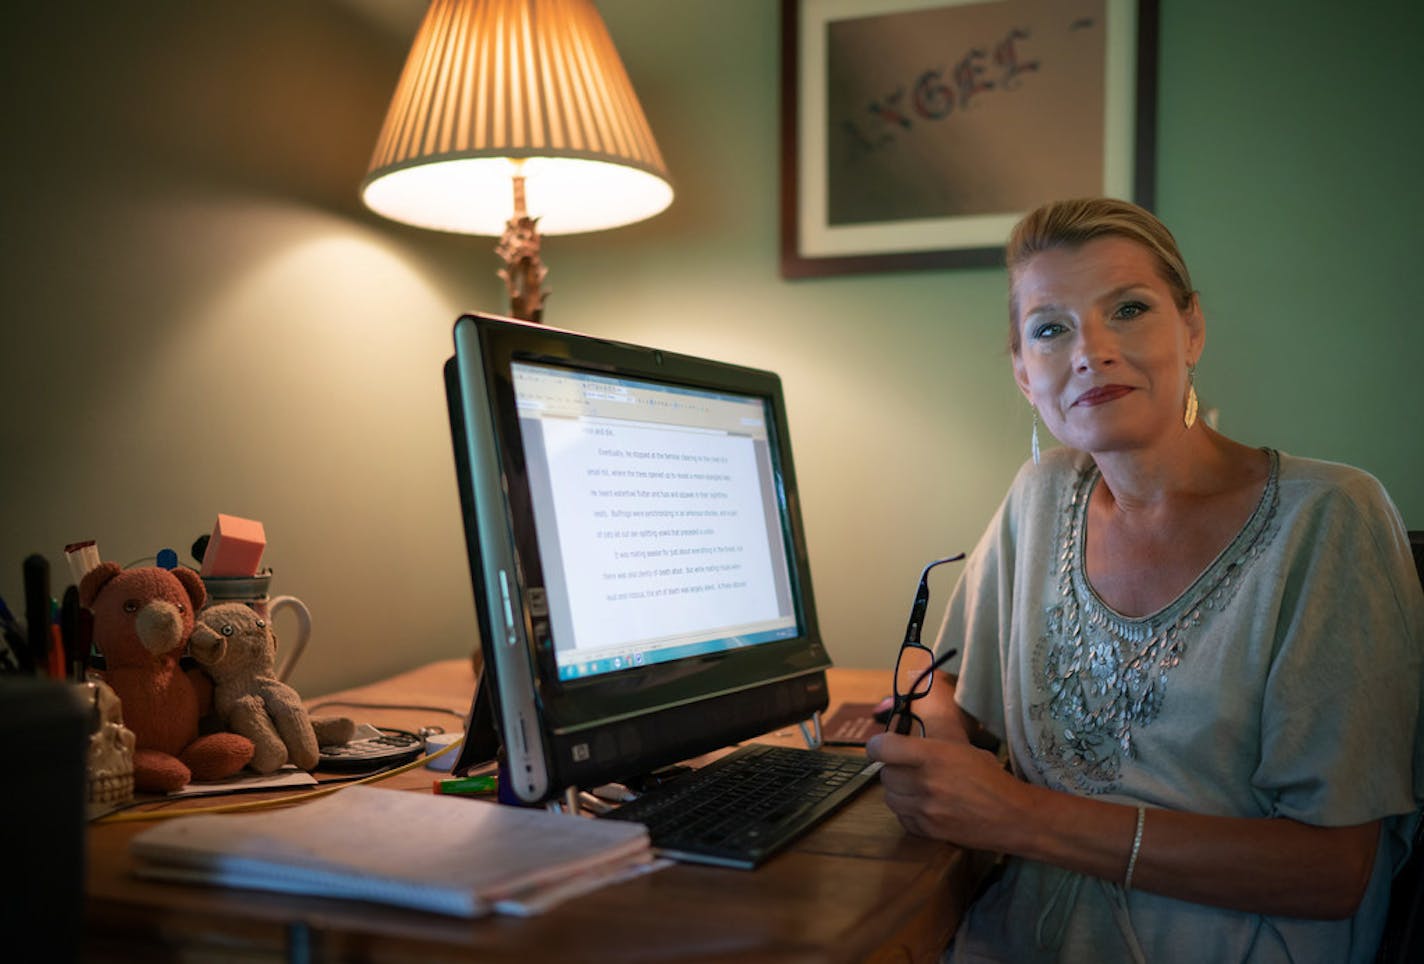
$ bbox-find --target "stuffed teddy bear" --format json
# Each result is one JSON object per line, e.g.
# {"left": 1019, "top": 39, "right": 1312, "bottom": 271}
{"left": 79, "top": 563, "right": 254, "bottom": 793}
{"left": 188, "top": 603, "right": 321, "bottom": 773}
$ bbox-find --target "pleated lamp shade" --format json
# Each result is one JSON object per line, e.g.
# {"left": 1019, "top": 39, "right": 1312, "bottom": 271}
{"left": 362, "top": 0, "right": 673, "bottom": 237}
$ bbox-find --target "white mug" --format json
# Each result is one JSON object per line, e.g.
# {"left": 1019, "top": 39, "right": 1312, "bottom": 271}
{"left": 199, "top": 570, "right": 311, "bottom": 681}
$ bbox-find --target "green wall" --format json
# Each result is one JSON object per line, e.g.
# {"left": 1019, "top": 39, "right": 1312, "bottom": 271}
{"left": 1, "top": 1, "right": 1419, "bottom": 696}
{"left": 1154, "top": 0, "right": 1424, "bottom": 489}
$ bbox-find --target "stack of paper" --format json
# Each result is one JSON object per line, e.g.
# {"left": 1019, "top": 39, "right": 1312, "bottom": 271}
{"left": 130, "top": 786, "right": 660, "bottom": 918}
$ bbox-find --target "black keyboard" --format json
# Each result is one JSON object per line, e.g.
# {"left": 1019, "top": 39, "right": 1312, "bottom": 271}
{"left": 599, "top": 743, "right": 882, "bottom": 869}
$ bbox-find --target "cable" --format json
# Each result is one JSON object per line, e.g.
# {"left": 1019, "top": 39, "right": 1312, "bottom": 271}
{"left": 306, "top": 699, "right": 468, "bottom": 722}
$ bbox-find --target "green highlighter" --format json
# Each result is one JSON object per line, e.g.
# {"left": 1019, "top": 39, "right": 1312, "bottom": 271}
{"left": 432, "top": 775, "right": 498, "bottom": 796}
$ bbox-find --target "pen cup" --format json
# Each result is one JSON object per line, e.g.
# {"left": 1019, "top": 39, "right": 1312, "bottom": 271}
{"left": 200, "top": 569, "right": 311, "bottom": 680}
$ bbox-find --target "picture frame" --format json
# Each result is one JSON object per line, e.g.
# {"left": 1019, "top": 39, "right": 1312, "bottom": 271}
{"left": 779, "top": 0, "right": 1160, "bottom": 278}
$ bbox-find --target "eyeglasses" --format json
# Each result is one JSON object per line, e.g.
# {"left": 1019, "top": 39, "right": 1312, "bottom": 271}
{"left": 887, "top": 554, "right": 965, "bottom": 736}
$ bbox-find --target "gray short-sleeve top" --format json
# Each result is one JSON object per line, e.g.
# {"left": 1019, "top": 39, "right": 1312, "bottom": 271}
{"left": 944, "top": 447, "right": 1424, "bottom": 963}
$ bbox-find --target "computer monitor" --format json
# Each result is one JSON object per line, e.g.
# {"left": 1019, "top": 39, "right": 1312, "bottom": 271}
{"left": 445, "top": 314, "right": 831, "bottom": 803}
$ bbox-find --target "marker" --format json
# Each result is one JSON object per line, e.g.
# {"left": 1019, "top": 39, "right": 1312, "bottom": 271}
{"left": 23, "top": 554, "right": 51, "bottom": 676}
{"left": 77, "top": 605, "right": 94, "bottom": 678}
{"left": 47, "top": 623, "right": 65, "bottom": 680}
{"left": 64, "top": 540, "right": 101, "bottom": 585}
{"left": 60, "top": 586, "right": 82, "bottom": 681}
{"left": 433, "top": 775, "right": 498, "bottom": 795}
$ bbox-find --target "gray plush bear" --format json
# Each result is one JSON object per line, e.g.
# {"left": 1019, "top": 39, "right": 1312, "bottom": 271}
{"left": 189, "top": 603, "right": 321, "bottom": 773}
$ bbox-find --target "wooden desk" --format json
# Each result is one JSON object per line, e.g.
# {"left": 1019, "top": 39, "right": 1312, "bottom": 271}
{"left": 84, "top": 660, "right": 986, "bottom": 963}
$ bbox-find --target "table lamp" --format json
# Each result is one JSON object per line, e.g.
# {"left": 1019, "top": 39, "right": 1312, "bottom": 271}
{"left": 361, "top": 0, "right": 674, "bottom": 323}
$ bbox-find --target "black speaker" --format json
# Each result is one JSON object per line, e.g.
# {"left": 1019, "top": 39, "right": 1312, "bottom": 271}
{"left": 0, "top": 677, "right": 89, "bottom": 963}
{"left": 548, "top": 673, "right": 830, "bottom": 789}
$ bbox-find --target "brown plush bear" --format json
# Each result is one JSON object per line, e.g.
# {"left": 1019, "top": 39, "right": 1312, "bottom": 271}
{"left": 189, "top": 603, "right": 320, "bottom": 773}
{"left": 79, "top": 563, "right": 254, "bottom": 793}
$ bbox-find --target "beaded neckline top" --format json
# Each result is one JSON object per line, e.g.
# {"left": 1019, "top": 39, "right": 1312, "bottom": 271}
{"left": 1027, "top": 450, "right": 1281, "bottom": 793}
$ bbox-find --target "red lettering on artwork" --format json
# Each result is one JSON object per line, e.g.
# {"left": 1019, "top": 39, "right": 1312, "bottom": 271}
{"left": 913, "top": 70, "right": 954, "bottom": 120}
{"left": 952, "top": 48, "right": 995, "bottom": 110}
{"left": 842, "top": 26, "right": 1046, "bottom": 154}
{"left": 867, "top": 87, "right": 913, "bottom": 131}
{"left": 994, "top": 28, "right": 1039, "bottom": 89}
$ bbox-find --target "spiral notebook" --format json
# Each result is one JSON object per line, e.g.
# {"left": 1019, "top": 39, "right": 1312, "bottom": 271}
{"left": 130, "top": 785, "right": 660, "bottom": 918}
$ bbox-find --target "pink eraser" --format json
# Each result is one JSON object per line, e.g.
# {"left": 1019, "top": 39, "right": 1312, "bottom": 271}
{"left": 200, "top": 513, "right": 267, "bottom": 577}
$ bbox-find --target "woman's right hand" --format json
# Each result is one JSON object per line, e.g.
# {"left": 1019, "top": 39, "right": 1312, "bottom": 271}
{"left": 866, "top": 716, "right": 1025, "bottom": 851}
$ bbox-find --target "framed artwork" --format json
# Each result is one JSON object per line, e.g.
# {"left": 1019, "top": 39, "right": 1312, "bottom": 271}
{"left": 779, "top": 0, "right": 1159, "bottom": 278}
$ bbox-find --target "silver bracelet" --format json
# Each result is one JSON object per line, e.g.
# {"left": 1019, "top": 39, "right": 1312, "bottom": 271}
{"left": 1124, "top": 806, "right": 1146, "bottom": 890}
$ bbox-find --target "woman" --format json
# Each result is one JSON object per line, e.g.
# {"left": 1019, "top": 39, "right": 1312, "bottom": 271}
{"left": 866, "top": 198, "right": 1423, "bottom": 962}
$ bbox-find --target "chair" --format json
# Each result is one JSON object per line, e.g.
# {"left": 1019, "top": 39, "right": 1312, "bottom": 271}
{"left": 1374, "top": 531, "right": 1424, "bottom": 963}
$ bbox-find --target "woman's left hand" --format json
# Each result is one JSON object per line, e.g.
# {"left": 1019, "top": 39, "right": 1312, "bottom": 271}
{"left": 866, "top": 728, "right": 1028, "bottom": 853}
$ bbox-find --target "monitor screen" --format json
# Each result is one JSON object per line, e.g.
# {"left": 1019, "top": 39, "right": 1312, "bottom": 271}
{"left": 509, "top": 361, "right": 800, "bottom": 681}
{"left": 445, "top": 314, "right": 831, "bottom": 800}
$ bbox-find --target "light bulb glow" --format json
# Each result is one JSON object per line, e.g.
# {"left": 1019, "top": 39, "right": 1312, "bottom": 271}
{"left": 362, "top": 155, "right": 673, "bottom": 236}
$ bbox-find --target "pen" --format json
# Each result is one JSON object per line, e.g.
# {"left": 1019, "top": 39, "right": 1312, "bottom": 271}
{"left": 0, "top": 595, "right": 31, "bottom": 674}
{"left": 23, "top": 553, "right": 51, "bottom": 676}
{"left": 47, "top": 623, "right": 66, "bottom": 680}
{"left": 433, "top": 775, "right": 498, "bottom": 795}
{"left": 0, "top": 595, "right": 19, "bottom": 633}
{"left": 60, "top": 586, "right": 81, "bottom": 681}
{"left": 77, "top": 604, "right": 94, "bottom": 678}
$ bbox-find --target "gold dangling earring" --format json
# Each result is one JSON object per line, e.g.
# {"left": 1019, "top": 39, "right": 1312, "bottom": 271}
{"left": 1031, "top": 406, "right": 1041, "bottom": 465}
{"left": 1184, "top": 364, "right": 1199, "bottom": 429}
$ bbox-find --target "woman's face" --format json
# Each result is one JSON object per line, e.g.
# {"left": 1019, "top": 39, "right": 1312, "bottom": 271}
{"left": 1011, "top": 236, "right": 1203, "bottom": 457}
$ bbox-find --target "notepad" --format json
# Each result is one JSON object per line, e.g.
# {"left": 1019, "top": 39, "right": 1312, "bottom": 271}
{"left": 129, "top": 786, "right": 660, "bottom": 918}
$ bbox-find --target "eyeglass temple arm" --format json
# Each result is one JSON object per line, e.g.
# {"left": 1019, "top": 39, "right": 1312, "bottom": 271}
{"left": 902, "top": 554, "right": 967, "bottom": 645}
{"left": 919, "top": 646, "right": 960, "bottom": 688}
{"left": 903, "top": 584, "right": 931, "bottom": 646}
{"left": 902, "top": 647, "right": 962, "bottom": 704}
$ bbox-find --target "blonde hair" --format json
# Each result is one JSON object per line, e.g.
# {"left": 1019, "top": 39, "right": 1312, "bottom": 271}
{"left": 1005, "top": 198, "right": 1196, "bottom": 353}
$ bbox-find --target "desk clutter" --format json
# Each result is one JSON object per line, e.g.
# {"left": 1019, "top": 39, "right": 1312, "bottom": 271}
{"left": 1, "top": 514, "right": 355, "bottom": 809}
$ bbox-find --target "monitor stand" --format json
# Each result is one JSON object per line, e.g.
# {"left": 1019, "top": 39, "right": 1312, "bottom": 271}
{"left": 798, "top": 711, "right": 824, "bottom": 750}
{"left": 451, "top": 670, "right": 502, "bottom": 777}
{"left": 455, "top": 673, "right": 562, "bottom": 811}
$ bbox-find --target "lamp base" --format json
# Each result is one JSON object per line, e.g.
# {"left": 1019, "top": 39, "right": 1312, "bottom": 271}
{"left": 495, "top": 174, "right": 549, "bottom": 323}
{"left": 495, "top": 214, "right": 548, "bottom": 323}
